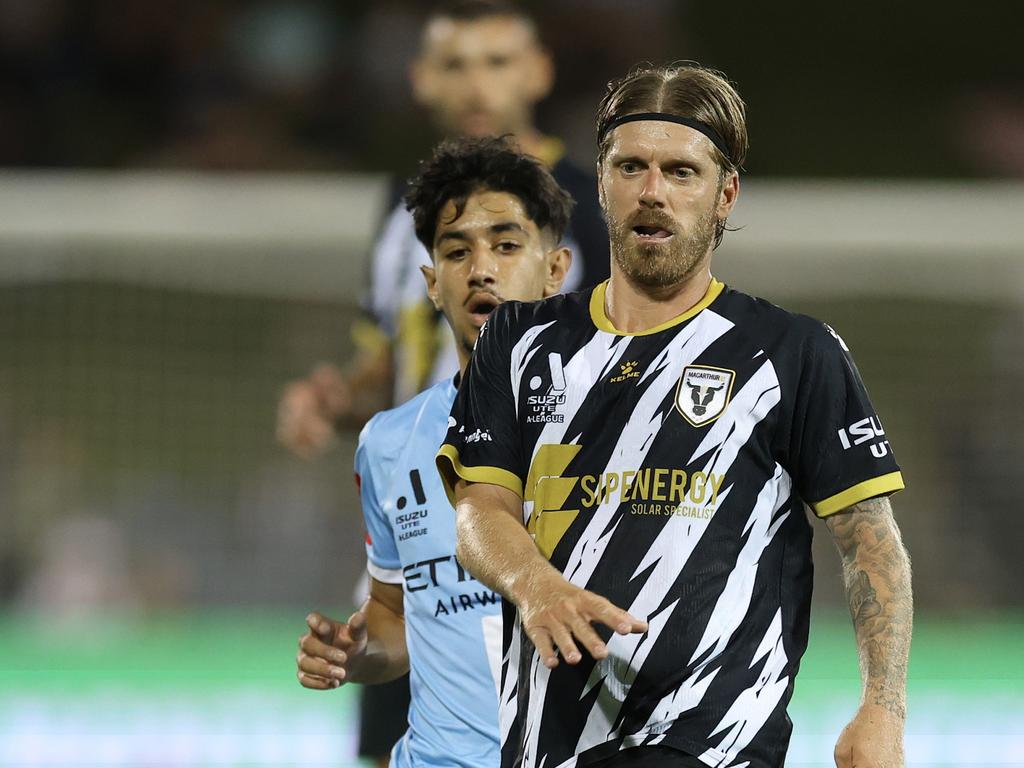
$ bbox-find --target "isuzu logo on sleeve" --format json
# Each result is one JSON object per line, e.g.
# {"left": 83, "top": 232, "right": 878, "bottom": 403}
{"left": 675, "top": 365, "right": 735, "bottom": 427}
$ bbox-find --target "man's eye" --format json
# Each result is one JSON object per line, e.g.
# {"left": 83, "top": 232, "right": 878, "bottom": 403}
{"left": 445, "top": 248, "right": 468, "bottom": 260}
{"left": 496, "top": 241, "right": 521, "bottom": 253}
{"left": 672, "top": 167, "right": 694, "bottom": 179}
{"left": 442, "top": 58, "right": 465, "bottom": 72}
{"left": 486, "top": 55, "right": 511, "bottom": 69}
{"left": 620, "top": 162, "right": 640, "bottom": 174}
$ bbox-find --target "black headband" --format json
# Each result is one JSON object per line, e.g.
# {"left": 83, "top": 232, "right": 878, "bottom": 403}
{"left": 600, "top": 112, "right": 732, "bottom": 165}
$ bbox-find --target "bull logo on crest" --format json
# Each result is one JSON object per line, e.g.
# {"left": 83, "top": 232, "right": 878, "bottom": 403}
{"left": 675, "top": 365, "right": 735, "bottom": 427}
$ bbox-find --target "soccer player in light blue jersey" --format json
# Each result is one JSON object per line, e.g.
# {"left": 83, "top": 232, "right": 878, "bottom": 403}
{"left": 295, "top": 135, "right": 574, "bottom": 768}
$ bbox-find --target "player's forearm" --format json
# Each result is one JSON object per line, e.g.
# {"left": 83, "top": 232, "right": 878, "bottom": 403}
{"left": 350, "top": 595, "right": 409, "bottom": 684}
{"left": 454, "top": 481, "right": 564, "bottom": 608}
{"left": 827, "top": 497, "right": 914, "bottom": 720}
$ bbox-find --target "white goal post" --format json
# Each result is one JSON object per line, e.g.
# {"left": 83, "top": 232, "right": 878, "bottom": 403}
{"left": 1, "top": 172, "right": 1021, "bottom": 303}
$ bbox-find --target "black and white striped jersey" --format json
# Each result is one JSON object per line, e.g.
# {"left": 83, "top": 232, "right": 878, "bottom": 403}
{"left": 437, "top": 278, "right": 904, "bottom": 768}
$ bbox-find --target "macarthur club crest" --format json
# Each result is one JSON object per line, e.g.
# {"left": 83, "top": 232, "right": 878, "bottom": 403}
{"left": 675, "top": 365, "right": 735, "bottom": 427}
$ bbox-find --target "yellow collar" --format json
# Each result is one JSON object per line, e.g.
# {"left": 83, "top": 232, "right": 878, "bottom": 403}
{"left": 589, "top": 278, "right": 725, "bottom": 336}
{"left": 533, "top": 136, "right": 565, "bottom": 168}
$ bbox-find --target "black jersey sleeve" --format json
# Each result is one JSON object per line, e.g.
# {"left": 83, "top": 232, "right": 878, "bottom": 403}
{"left": 787, "top": 322, "right": 904, "bottom": 517}
{"left": 436, "top": 304, "right": 525, "bottom": 505}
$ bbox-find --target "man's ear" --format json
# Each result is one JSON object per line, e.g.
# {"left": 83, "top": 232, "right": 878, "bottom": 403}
{"left": 523, "top": 46, "right": 554, "bottom": 103}
{"left": 410, "top": 56, "right": 435, "bottom": 108}
{"left": 420, "top": 264, "right": 441, "bottom": 309}
{"left": 543, "top": 246, "right": 572, "bottom": 297}
{"left": 717, "top": 170, "right": 740, "bottom": 220}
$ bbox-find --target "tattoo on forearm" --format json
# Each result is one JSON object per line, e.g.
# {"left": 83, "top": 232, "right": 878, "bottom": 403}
{"left": 849, "top": 571, "right": 882, "bottom": 624}
{"left": 826, "top": 496, "right": 913, "bottom": 720}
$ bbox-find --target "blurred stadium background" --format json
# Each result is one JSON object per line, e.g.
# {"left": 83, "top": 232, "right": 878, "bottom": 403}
{"left": 1, "top": 1, "right": 1022, "bottom": 766}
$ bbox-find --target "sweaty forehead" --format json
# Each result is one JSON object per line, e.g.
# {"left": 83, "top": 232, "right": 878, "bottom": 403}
{"left": 605, "top": 120, "right": 716, "bottom": 163}
{"left": 422, "top": 16, "right": 534, "bottom": 58}
{"left": 436, "top": 190, "right": 536, "bottom": 236}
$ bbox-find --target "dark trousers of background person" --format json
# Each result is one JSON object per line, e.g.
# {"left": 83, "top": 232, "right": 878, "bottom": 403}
{"left": 357, "top": 673, "right": 411, "bottom": 767}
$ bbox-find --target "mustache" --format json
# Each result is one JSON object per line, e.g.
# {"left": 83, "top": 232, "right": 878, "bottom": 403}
{"left": 625, "top": 210, "right": 678, "bottom": 231}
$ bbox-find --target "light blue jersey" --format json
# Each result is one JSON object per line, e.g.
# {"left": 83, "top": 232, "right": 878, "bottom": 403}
{"left": 357, "top": 377, "right": 502, "bottom": 768}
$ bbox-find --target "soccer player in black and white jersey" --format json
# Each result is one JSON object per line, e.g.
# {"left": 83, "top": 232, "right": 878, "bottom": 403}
{"left": 438, "top": 64, "right": 912, "bottom": 768}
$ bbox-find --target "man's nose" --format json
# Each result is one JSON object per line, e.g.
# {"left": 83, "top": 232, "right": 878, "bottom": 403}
{"left": 638, "top": 167, "right": 667, "bottom": 208}
{"left": 463, "top": 63, "right": 491, "bottom": 103}
{"left": 468, "top": 245, "right": 498, "bottom": 285}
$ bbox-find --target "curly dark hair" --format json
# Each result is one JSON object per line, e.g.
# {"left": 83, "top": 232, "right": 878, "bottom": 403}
{"left": 405, "top": 135, "right": 574, "bottom": 252}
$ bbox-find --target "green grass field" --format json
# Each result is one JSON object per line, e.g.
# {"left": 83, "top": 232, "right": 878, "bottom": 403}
{"left": 1, "top": 610, "right": 1022, "bottom": 766}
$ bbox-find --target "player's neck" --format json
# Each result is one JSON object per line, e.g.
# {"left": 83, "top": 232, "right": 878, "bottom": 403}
{"left": 604, "top": 263, "right": 715, "bottom": 334}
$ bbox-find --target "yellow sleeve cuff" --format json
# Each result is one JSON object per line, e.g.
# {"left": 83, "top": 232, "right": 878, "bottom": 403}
{"left": 436, "top": 444, "right": 524, "bottom": 506}
{"left": 810, "top": 471, "right": 905, "bottom": 517}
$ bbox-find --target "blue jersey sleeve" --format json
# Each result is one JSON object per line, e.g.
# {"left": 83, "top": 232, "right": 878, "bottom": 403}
{"left": 355, "top": 419, "right": 403, "bottom": 584}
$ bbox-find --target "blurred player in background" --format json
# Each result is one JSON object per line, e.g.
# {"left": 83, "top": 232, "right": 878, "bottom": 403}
{"left": 278, "top": 0, "right": 608, "bottom": 454}
{"left": 441, "top": 64, "right": 913, "bottom": 767}
{"left": 295, "top": 135, "right": 573, "bottom": 767}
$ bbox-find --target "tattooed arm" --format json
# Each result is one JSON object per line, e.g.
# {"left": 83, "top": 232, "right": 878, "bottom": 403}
{"left": 825, "top": 495, "right": 913, "bottom": 768}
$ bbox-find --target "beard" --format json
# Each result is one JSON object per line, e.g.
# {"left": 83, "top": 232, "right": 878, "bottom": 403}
{"left": 609, "top": 203, "right": 719, "bottom": 289}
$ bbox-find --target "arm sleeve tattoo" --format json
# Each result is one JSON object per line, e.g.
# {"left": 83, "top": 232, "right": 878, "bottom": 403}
{"left": 825, "top": 495, "right": 913, "bottom": 719}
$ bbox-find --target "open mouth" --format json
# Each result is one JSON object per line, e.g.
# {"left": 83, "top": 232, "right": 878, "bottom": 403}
{"left": 632, "top": 224, "right": 675, "bottom": 243}
{"left": 466, "top": 293, "right": 501, "bottom": 325}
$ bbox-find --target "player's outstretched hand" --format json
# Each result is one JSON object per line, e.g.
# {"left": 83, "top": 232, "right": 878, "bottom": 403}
{"left": 295, "top": 609, "right": 368, "bottom": 690}
{"left": 833, "top": 703, "right": 905, "bottom": 767}
{"left": 519, "top": 575, "right": 647, "bottom": 669}
{"left": 276, "top": 363, "right": 351, "bottom": 459}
